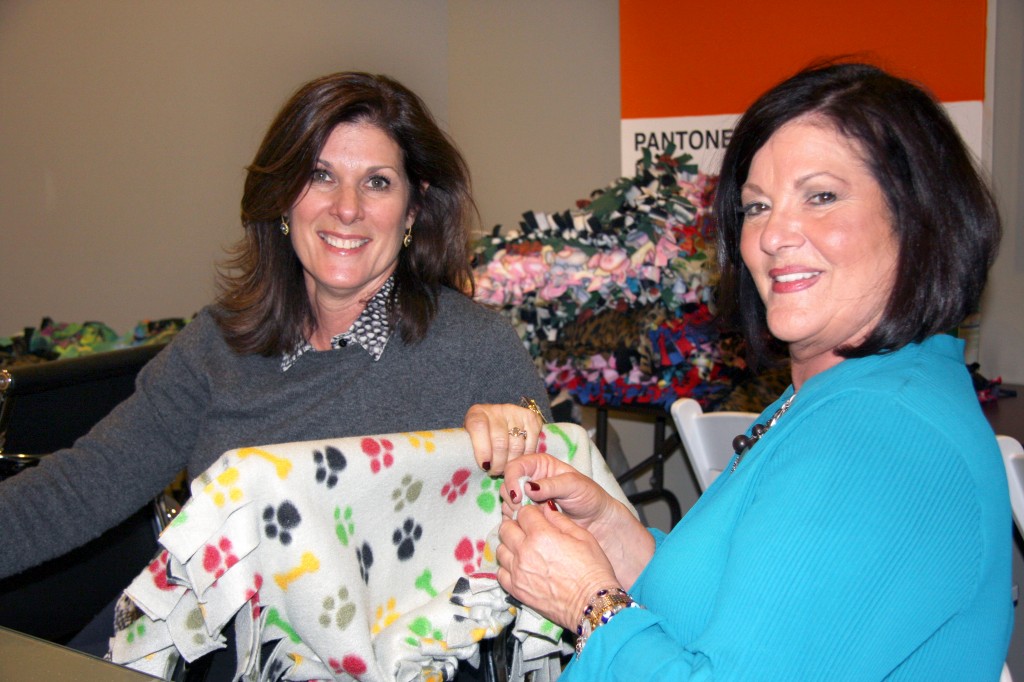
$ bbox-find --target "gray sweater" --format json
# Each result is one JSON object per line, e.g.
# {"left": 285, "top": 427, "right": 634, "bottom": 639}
{"left": 0, "top": 288, "right": 549, "bottom": 577}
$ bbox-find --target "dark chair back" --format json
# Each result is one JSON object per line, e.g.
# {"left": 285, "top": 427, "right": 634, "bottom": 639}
{"left": 0, "top": 344, "right": 167, "bottom": 644}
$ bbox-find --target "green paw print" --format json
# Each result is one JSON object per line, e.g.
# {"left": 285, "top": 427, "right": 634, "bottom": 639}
{"left": 391, "top": 474, "right": 423, "bottom": 512}
{"left": 405, "top": 616, "right": 444, "bottom": 647}
{"left": 319, "top": 585, "right": 357, "bottom": 630}
{"left": 414, "top": 569, "right": 438, "bottom": 598}
{"left": 125, "top": 620, "right": 147, "bottom": 644}
{"left": 476, "top": 477, "right": 502, "bottom": 514}
{"left": 334, "top": 505, "right": 354, "bottom": 546}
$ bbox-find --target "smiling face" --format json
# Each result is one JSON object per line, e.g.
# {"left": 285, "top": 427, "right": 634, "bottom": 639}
{"left": 288, "top": 121, "right": 415, "bottom": 336}
{"left": 739, "top": 115, "right": 899, "bottom": 385}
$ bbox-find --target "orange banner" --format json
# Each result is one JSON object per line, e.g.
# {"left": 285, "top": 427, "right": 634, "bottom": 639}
{"left": 620, "top": 0, "right": 987, "bottom": 119}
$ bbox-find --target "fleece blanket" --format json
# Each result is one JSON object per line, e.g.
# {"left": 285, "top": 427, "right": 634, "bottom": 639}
{"left": 109, "top": 423, "right": 632, "bottom": 681}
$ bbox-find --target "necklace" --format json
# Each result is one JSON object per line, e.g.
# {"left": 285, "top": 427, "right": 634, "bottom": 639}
{"left": 730, "top": 394, "right": 796, "bottom": 472}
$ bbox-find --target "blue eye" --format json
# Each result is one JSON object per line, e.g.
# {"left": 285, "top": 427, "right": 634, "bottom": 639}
{"left": 367, "top": 175, "right": 391, "bottom": 190}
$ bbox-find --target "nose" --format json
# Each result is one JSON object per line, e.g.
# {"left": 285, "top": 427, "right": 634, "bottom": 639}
{"left": 330, "top": 184, "right": 363, "bottom": 224}
{"left": 758, "top": 206, "right": 803, "bottom": 254}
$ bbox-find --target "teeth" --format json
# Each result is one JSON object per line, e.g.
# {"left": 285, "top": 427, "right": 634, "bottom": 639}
{"left": 322, "top": 234, "right": 368, "bottom": 249}
{"left": 774, "top": 272, "right": 819, "bottom": 283}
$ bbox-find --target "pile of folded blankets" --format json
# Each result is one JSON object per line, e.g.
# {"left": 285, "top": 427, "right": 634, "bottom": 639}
{"left": 473, "top": 147, "right": 752, "bottom": 411}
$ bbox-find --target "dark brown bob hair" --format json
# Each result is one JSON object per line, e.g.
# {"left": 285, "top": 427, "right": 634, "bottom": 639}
{"left": 215, "top": 72, "right": 477, "bottom": 355}
{"left": 713, "top": 61, "right": 1001, "bottom": 368}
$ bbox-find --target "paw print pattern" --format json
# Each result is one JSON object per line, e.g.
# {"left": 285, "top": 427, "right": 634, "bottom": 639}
{"left": 313, "top": 446, "right": 347, "bottom": 488}
{"left": 328, "top": 655, "right": 368, "bottom": 678}
{"left": 372, "top": 597, "right": 401, "bottom": 635}
{"left": 356, "top": 541, "right": 374, "bottom": 584}
{"left": 334, "top": 505, "right": 354, "bottom": 546}
{"left": 125, "top": 619, "right": 147, "bottom": 644}
{"left": 320, "top": 585, "right": 357, "bottom": 630}
{"left": 184, "top": 606, "right": 207, "bottom": 646}
{"left": 477, "top": 477, "right": 500, "bottom": 514}
{"left": 361, "top": 437, "right": 394, "bottom": 473}
{"left": 245, "top": 574, "right": 263, "bottom": 618}
{"left": 536, "top": 430, "right": 548, "bottom": 453}
{"left": 454, "top": 536, "right": 490, "bottom": 575}
{"left": 202, "top": 536, "right": 239, "bottom": 580}
{"left": 406, "top": 431, "right": 436, "bottom": 453}
{"left": 263, "top": 501, "right": 301, "bottom": 545}
{"left": 265, "top": 658, "right": 286, "bottom": 681}
{"left": 146, "top": 550, "right": 173, "bottom": 591}
{"left": 203, "top": 466, "right": 243, "bottom": 507}
{"left": 392, "top": 518, "right": 423, "bottom": 560}
{"left": 391, "top": 474, "right": 423, "bottom": 512}
{"left": 405, "top": 616, "right": 444, "bottom": 647}
{"left": 441, "top": 468, "right": 471, "bottom": 503}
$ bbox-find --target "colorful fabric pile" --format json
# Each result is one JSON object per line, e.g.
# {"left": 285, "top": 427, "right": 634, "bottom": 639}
{"left": 473, "top": 148, "right": 749, "bottom": 410}
{"left": 0, "top": 317, "right": 190, "bottom": 368}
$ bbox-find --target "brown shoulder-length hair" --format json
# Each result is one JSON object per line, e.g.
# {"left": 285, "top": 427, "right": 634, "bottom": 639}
{"left": 214, "top": 72, "right": 477, "bottom": 356}
{"left": 713, "top": 61, "right": 1001, "bottom": 369}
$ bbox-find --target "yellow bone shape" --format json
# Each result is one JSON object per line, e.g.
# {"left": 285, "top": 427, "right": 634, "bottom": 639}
{"left": 274, "top": 551, "right": 320, "bottom": 591}
{"left": 237, "top": 447, "right": 293, "bottom": 479}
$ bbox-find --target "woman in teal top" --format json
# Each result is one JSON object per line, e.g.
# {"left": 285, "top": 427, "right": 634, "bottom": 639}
{"left": 487, "top": 62, "right": 1012, "bottom": 679}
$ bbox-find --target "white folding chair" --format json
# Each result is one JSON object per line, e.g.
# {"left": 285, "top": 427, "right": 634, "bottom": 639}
{"left": 996, "top": 434, "right": 1021, "bottom": 682}
{"left": 670, "top": 398, "right": 758, "bottom": 492}
{"left": 998, "top": 434, "right": 1024, "bottom": 534}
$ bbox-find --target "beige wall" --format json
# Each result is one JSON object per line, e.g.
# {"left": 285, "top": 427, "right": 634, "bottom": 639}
{"left": 2, "top": 0, "right": 1020, "bottom": 384}
{"left": 0, "top": 0, "right": 451, "bottom": 333}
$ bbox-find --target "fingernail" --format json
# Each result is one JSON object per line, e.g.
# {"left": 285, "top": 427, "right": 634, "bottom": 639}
{"left": 482, "top": 461, "right": 491, "bottom": 471}
{"left": 546, "top": 500, "right": 559, "bottom": 512}
{"left": 509, "top": 489, "right": 518, "bottom": 502}
{"left": 527, "top": 481, "right": 540, "bottom": 491}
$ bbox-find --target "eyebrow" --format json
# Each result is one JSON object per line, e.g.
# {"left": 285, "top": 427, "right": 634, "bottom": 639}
{"left": 742, "top": 170, "right": 849, "bottom": 196}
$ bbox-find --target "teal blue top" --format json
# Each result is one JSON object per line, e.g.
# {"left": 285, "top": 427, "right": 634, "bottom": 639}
{"left": 563, "top": 334, "right": 1013, "bottom": 680}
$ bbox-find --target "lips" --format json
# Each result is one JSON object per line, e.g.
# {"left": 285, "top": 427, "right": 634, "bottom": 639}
{"left": 320, "top": 233, "right": 369, "bottom": 250}
{"left": 769, "top": 266, "right": 821, "bottom": 293}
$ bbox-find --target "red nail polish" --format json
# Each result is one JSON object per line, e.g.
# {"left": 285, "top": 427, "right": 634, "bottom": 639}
{"left": 527, "top": 481, "right": 540, "bottom": 491}
{"left": 482, "top": 461, "right": 491, "bottom": 471}
{"left": 546, "top": 500, "right": 559, "bottom": 512}
{"left": 509, "top": 489, "right": 518, "bottom": 502}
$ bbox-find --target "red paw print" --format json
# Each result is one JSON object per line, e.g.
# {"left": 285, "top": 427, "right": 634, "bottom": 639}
{"left": 202, "top": 536, "right": 239, "bottom": 581}
{"left": 442, "top": 468, "right": 472, "bottom": 503}
{"left": 455, "top": 536, "right": 487, "bottom": 575}
{"left": 147, "top": 550, "right": 174, "bottom": 591}
{"left": 361, "top": 437, "right": 394, "bottom": 474}
{"left": 536, "top": 431, "right": 548, "bottom": 453}
{"left": 245, "top": 574, "right": 263, "bottom": 617}
{"left": 328, "top": 654, "right": 367, "bottom": 677}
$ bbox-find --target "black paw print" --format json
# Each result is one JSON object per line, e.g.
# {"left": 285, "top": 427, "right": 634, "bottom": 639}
{"left": 356, "top": 541, "right": 374, "bottom": 584}
{"left": 266, "top": 657, "right": 286, "bottom": 681}
{"left": 313, "top": 446, "right": 347, "bottom": 488}
{"left": 263, "top": 501, "right": 301, "bottom": 545}
{"left": 392, "top": 518, "right": 423, "bottom": 561}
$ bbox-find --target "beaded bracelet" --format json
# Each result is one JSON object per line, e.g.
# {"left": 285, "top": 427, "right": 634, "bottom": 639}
{"left": 574, "top": 587, "right": 643, "bottom": 656}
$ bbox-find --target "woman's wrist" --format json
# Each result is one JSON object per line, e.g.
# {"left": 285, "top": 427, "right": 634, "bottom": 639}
{"left": 574, "top": 586, "right": 644, "bottom": 657}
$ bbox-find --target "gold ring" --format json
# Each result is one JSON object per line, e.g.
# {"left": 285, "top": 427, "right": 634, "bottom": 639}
{"left": 508, "top": 426, "right": 527, "bottom": 440}
{"left": 520, "top": 396, "right": 547, "bottom": 424}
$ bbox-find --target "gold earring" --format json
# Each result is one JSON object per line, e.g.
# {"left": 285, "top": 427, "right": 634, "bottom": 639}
{"left": 403, "top": 227, "right": 412, "bottom": 247}
{"left": 280, "top": 216, "right": 290, "bottom": 236}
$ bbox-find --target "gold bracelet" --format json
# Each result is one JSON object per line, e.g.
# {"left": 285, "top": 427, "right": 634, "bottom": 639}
{"left": 574, "top": 587, "right": 642, "bottom": 656}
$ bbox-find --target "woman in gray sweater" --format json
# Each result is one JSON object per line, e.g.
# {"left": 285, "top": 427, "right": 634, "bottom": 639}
{"left": 0, "top": 71, "right": 549, "bottom": 580}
